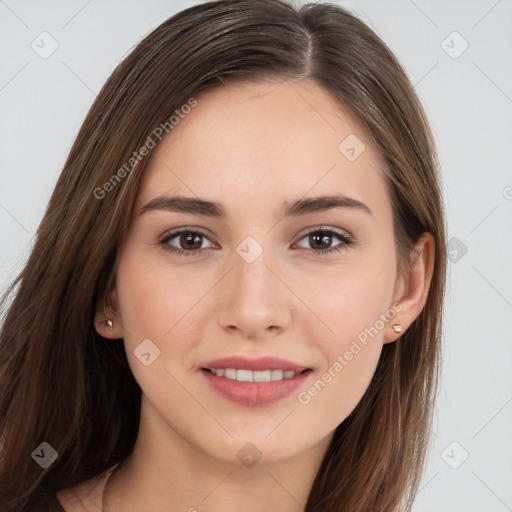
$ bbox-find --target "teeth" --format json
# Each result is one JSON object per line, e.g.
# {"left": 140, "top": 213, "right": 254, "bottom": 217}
{"left": 254, "top": 370, "right": 271, "bottom": 382}
{"left": 224, "top": 368, "right": 237, "bottom": 380}
{"left": 237, "top": 369, "right": 253, "bottom": 382}
{"left": 210, "top": 368, "right": 299, "bottom": 382}
{"left": 271, "top": 369, "right": 283, "bottom": 380}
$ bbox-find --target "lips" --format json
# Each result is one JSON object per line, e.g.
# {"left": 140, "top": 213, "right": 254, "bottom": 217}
{"left": 199, "top": 355, "right": 313, "bottom": 406}
{"left": 201, "top": 355, "right": 311, "bottom": 373}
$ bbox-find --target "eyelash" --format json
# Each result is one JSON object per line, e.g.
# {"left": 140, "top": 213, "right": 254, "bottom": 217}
{"left": 158, "top": 227, "right": 355, "bottom": 257}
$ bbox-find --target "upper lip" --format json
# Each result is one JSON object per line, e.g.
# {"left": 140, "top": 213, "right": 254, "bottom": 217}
{"left": 201, "top": 356, "right": 311, "bottom": 373}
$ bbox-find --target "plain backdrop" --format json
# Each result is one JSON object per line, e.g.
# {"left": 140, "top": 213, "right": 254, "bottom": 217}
{"left": 1, "top": 1, "right": 511, "bottom": 510}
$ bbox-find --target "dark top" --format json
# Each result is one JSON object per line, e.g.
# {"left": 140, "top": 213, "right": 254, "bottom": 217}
{"left": 18, "top": 490, "right": 65, "bottom": 512}
{"left": 17, "top": 464, "right": 118, "bottom": 511}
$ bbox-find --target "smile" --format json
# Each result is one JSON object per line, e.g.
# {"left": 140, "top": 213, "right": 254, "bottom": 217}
{"left": 204, "top": 368, "right": 310, "bottom": 382}
{"left": 201, "top": 368, "right": 312, "bottom": 406}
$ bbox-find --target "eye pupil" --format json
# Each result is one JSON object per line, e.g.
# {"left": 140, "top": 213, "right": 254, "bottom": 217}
{"left": 181, "top": 233, "right": 202, "bottom": 250}
{"left": 310, "top": 233, "right": 332, "bottom": 250}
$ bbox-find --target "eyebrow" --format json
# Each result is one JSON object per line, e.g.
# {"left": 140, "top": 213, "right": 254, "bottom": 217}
{"left": 139, "top": 194, "right": 372, "bottom": 219}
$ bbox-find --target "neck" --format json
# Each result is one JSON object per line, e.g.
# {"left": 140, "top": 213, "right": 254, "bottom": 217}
{"left": 104, "top": 395, "right": 331, "bottom": 512}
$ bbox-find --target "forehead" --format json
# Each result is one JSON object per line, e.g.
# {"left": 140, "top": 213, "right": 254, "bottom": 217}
{"left": 136, "top": 79, "right": 389, "bottom": 219}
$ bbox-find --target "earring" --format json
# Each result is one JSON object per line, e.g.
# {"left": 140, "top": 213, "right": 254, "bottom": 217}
{"left": 103, "top": 318, "right": 113, "bottom": 328}
{"left": 392, "top": 324, "right": 403, "bottom": 333}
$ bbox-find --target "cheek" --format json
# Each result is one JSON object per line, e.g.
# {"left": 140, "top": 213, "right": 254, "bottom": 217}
{"left": 116, "top": 246, "right": 215, "bottom": 341}
{"left": 296, "top": 340, "right": 382, "bottom": 437}
{"left": 114, "top": 253, "right": 201, "bottom": 414}
{"left": 291, "top": 251, "right": 395, "bottom": 426}
{"left": 115, "top": 247, "right": 223, "bottom": 393}
{"left": 294, "top": 246, "right": 396, "bottom": 347}
{"left": 293, "top": 277, "right": 390, "bottom": 432}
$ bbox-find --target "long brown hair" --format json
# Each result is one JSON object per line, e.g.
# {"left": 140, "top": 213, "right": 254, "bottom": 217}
{"left": 0, "top": 1, "right": 446, "bottom": 510}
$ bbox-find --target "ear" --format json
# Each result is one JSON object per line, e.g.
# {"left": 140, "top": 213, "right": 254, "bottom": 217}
{"left": 94, "top": 288, "right": 124, "bottom": 339}
{"left": 383, "top": 232, "right": 435, "bottom": 344}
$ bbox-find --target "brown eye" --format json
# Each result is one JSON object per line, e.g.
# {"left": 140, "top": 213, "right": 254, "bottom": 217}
{"left": 295, "top": 228, "right": 354, "bottom": 255}
{"left": 159, "top": 229, "right": 215, "bottom": 256}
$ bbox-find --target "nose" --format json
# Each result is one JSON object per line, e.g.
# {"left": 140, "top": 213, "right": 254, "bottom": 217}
{"left": 216, "top": 248, "right": 292, "bottom": 340}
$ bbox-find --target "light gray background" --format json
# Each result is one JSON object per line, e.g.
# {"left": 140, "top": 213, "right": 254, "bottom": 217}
{"left": 1, "top": 1, "right": 511, "bottom": 510}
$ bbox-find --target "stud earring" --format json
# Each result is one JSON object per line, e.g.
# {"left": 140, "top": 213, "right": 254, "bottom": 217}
{"left": 392, "top": 324, "right": 403, "bottom": 333}
{"left": 103, "top": 318, "right": 113, "bottom": 328}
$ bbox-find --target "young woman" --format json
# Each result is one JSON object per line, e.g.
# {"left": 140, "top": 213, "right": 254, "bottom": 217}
{"left": 0, "top": 1, "right": 446, "bottom": 510}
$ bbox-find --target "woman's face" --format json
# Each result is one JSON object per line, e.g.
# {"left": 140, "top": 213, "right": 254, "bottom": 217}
{"left": 110, "top": 79, "right": 406, "bottom": 465}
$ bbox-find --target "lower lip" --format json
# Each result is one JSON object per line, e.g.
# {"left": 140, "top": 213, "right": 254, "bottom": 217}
{"left": 201, "top": 369, "right": 311, "bottom": 406}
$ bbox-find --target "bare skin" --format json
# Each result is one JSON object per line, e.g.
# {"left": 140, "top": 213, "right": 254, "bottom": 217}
{"left": 58, "top": 78, "right": 434, "bottom": 512}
